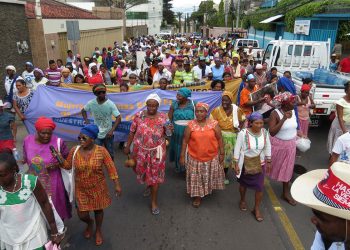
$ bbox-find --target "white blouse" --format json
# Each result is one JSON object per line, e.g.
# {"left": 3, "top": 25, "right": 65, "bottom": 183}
{"left": 234, "top": 128, "right": 271, "bottom": 174}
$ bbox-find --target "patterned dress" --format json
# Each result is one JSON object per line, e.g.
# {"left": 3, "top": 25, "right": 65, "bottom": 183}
{"left": 13, "top": 90, "right": 34, "bottom": 113}
{"left": 63, "top": 145, "right": 118, "bottom": 211}
{"left": 169, "top": 100, "right": 196, "bottom": 172}
{"left": 186, "top": 119, "right": 225, "bottom": 197}
{"left": 130, "top": 111, "right": 167, "bottom": 186}
{"left": 23, "top": 134, "right": 71, "bottom": 220}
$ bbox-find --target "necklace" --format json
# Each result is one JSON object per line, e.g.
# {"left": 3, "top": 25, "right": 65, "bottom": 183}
{"left": 12, "top": 173, "right": 18, "bottom": 192}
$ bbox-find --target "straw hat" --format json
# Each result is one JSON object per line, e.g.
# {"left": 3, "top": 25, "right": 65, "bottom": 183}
{"left": 291, "top": 162, "right": 350, "bottom": 220}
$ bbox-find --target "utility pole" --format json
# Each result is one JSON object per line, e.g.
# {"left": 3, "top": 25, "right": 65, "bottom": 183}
{"left": 231, "top": 0, "right": 234, "bottom": 32}
{"left": 235, "top": 0, "right": 241, "bottom": 29}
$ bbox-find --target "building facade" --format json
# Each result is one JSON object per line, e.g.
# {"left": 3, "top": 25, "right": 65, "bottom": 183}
{"left": 126, "top": 0, "right": 163, "bottom": 35}
{"left": 0, "top": 0, "right": 33, "bottom": 98}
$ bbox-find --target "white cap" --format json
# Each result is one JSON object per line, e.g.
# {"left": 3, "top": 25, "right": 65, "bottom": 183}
{"left": 255, "top": 64, "right": 263, "bottom": 69}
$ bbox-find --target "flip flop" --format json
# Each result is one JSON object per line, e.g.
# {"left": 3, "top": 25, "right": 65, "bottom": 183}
{"left": 95, "top": 235, "right": 103, "bottom": 246}
{"left": 251, "top": 210, "right": 264, "bottom": 222}
{"left": 192, "top": 199, "right": 201, "bottom": 208}
{"left": 239, "top": 201, "right": 247, "bottom": 211}
{"left": 151, "top": 207, "right": 160, "bottom": 215}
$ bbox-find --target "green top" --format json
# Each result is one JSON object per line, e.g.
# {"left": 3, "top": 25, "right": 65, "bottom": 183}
{"left": 0, "top": 174, "right": 37, "bottom": 206}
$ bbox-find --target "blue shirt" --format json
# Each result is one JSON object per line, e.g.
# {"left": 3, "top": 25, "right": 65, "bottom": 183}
{"left": 211, "top": 65, "right": 224, "bottom": 80}
{"left": 84, "top": 99, "right": 120, "bottom": 139}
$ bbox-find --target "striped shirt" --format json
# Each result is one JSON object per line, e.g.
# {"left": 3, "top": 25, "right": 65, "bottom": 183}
{"left": 45, "top": 68, "right": 61, "bottom": 86}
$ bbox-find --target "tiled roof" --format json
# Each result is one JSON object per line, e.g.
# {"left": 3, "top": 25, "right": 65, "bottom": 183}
{"left": 26, "top": 0, "right": 99, "bottom": 19}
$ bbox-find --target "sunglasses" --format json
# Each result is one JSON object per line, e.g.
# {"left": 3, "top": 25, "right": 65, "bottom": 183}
{"left": 77, "top": 136, "right": 89, "bottom": 141}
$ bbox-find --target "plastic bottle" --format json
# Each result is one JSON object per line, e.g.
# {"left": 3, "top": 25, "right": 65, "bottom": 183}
{"left": 12, "top": 148, "right": 24, "bottom": 173}
{"left": 164, "top": 119, "right": 172, "bottom": 137}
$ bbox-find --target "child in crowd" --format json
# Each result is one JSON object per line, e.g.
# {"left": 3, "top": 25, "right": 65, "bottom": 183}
{"left": 297, "top": 84, "right": 315, "bottom": 138}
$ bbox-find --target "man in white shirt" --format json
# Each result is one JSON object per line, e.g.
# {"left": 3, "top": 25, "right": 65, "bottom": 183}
{"left": 193, "top": 57, "right": 212, "bottom": 81}
{"left": 329, "top": 132, "right": 350, "bottom": 166}
{"left": 22, "top": 62, "right": 35, "bottom": 88}
{"left": 153, "top": 63, "right": 172, "bottom": 83}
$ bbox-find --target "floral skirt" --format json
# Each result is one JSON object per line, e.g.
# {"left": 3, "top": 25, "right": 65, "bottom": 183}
{"left": 186, "top": 154, "right": 225, "bottom": 198}
{"left": 222, "top": 131, "right": 237, "bottom": 169}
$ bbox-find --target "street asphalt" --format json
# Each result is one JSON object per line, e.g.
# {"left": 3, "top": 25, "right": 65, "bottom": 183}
{"left": 15, "top": 117, "right": 332, "bottom": 250}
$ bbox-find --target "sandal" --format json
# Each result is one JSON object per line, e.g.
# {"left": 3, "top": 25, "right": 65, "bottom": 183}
{"left": 192, "top": 198, "right": 201, "bottom": 208}
{"left": 151, "top": 207, "right": 160, "bottom": 215}
{"left": 239, "top": 201, "right": 247, "bottom": 211}
{"left": 95, "top": 231, "right": 103, "bottom": 246}
{"left": 251, "top": 210, "right": 264, "bottom": 222}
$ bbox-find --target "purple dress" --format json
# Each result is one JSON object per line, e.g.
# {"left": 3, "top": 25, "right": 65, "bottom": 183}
{"left": 23, "top": 134, "right": 71, "bottom": 220}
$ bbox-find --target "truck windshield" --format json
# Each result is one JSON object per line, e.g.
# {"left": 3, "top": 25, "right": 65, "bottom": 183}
{"left": 264, "top": 44, "right": 273, "bottom": 61}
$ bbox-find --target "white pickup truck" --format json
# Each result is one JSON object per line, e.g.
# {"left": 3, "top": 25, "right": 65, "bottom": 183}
{"left": 233, "top": 39, "right": 264, "bottom": 61}
{"left": 263, "top": 38, "right": 350, "bottom": 126}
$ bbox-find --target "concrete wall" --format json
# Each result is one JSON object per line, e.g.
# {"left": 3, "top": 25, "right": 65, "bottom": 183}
{"left": 126, "top": 25, "right": 148, "bottom": 39}
{"left": 0, "top": 1, "right": 33, "bottom": 98}
{"left": 28, "top": 19, "right": 48, "bottom": 70}
{"left": 42, "top": 19, "right": 124, "bottom": 34}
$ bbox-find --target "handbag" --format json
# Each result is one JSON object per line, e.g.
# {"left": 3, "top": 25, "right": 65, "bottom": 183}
{"left": 57, "top": 138, "right": 80, "bottom": 203}
{"left": 243, "top": 154, "right": 262, "bottom": 175}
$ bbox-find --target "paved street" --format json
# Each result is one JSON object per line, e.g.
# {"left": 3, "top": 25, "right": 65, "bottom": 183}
{"left": 15, "top": 119, "right": 331, "bottom": 250}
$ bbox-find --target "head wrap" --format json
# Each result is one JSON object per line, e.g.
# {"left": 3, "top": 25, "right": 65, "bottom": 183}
{"left": 33, "top": 68, "right": 44, "bottom": 77}
{"left": 25, "top": 62, "right": 33, "bottom": 67}
{"left": 222, "top": 91, "right": 234, "bottom": 103}
{"left": 178, "top": 88, "right": 191, "bottom": 98}
{"left": 273, "top": 92, "right": 296, "bottom": 107}
{"left": 255, "top": 64, "right": 263, "bottom": 70}
{"left": 6, "top": 65, "right": 16, "bottom": 73}
{"left": 277, "top": 77, "right": 296, "bottom": 95}
{"left": 61, "top": 67, "right": 71, "bottom": 73}
{"left": 80, "top": 124, "right": 99, "bottom": 139}
{"left": 35, "top": 116, "right": 56, "bottom": 131}
{"left": 145, "top": 93, "right": 161, "bottom": 104}
{"left": 92, "top": 84, "right": 106, "bottom": 94}
{"left": 247, "top": 112, "right": 263, "bottom": 122}
{"left": 301, "top": 84, "right": 311, "bottom": 92}
{"left": 89, "top": 62, "right": 97, "bottom": 70}
{"left": 196, "top": 102, "right": 209, "bottom": 112}
{"left": 247, "top": 74, "right": 255, "bottom": 81}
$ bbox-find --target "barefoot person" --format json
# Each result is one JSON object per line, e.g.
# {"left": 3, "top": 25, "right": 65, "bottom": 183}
{"left": 59, "top": 124, "right": 122, "bottom": 246}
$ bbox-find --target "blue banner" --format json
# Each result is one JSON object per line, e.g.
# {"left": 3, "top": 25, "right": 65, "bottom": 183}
{"left": 24, "top": 86, "right": 222, "bottom": 142}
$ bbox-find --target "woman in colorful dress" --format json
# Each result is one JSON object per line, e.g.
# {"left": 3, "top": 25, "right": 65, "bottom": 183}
{"left": 267, "top": 92, "right": 300, "bottom": 206}
{"left": 13, "top": 78, "right": 34, "bottom": 121}
{"left": 211, "top": 91, "right": 245, "bottom": 184}
{"left": 168, "top": 88, "right": 196, "bottom": 173}
{"left": 59, "top": 124, "right": 122, "bottom": 246}
{"left": 233, "top": 112, "right": 271, "bottom": 222}
{"left": 180, "top": 103, "right": 225, "bottom": 208}
{"left": 0, "top": 152, "right": 62, "bottom": 249}
{"left": 124, "top": 93, "right": 170, "bottom": 215}
{"left": 23, "top": 117, "right": 71, "bottom": 221}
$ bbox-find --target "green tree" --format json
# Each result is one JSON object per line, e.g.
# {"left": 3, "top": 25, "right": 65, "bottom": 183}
{"left": 101, "top": 0, "right": 148, "bottom": 10}
{"left": 176, "top": 12, "right": 183, "bottom": 32}
{"left": 163, "top": 0, "right": 175, "bottom": 26}
{"left": 191, "top": 0, "right": 217, "bottom": 26}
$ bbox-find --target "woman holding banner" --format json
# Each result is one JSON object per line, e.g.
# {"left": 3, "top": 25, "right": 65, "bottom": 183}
{"left": 168, "top": 88, "right": 196, "bottom": 173}
{"left": 210, "top": 91, "right": 245, "bottom": 184}
{"left": 124, "top": 93, "right": 170, "bottom": 215}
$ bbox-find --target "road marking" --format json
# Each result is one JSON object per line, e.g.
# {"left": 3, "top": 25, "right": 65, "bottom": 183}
{"left": 265, "top": 179, "right": 305, "bottom": 250}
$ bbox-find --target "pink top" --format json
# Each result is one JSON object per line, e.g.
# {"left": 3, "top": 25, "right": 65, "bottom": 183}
{"left": 297, "top": 96, "right": 311, "bottom": 120}
{"left": 162, "top": 56, "right": 173, "bottom": 72}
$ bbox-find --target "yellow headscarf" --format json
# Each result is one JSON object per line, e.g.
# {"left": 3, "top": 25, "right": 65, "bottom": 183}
{"left": 222, "top": 91, "right": 234, "bottom": 103}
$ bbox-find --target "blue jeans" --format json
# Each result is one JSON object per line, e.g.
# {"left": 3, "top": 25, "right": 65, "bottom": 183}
{"left": 95, "top": 135, "right": 115, "bottom": 160}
